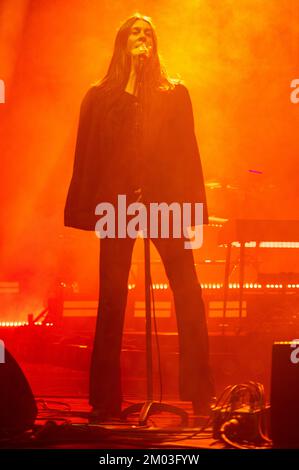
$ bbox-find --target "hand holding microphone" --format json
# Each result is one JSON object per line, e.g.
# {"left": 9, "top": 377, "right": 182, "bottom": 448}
{"left": 138, "top": 43, "right": 151, "bottom": 59}
{"left": 130, "top": 43, "right": 152, "bottom": 95}
{"left": 132, "top": 43, "right": 152, "bottom": 60}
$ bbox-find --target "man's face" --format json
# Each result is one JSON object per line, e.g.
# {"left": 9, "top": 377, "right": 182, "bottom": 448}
{"left": 126, "top": 19, "right": 154, "bottom": 57}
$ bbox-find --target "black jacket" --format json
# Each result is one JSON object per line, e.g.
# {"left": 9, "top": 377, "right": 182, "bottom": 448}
{"left": 64, "top": 83, "right": 208, "bottom": 230}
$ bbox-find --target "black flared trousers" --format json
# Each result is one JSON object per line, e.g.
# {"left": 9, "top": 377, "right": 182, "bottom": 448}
{"left": 89, "top": 236, "right": 214, "bottom": 412}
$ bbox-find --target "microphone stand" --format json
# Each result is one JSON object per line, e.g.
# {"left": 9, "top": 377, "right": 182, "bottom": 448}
{"left": 121, "top": 56, "right": 188, "bottom": 426}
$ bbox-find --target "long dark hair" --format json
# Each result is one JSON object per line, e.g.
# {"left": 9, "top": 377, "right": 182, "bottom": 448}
{"left": 98, "top": 13, "right": 177, "bottom": 94}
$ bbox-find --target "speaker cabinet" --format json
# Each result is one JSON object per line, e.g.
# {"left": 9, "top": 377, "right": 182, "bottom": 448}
{"left": 270, "top": 341, "right": 299, "bottom": 448}
{"left": 0, "top": 347, "right": 37, "bottom": 436}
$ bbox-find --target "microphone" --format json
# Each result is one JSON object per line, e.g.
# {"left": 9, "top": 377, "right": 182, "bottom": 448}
{"left": 134, "top": 44, "right": 151, "bottom": 96}
{"left": 137, "top": 44, "right": 151, "bottom": 60}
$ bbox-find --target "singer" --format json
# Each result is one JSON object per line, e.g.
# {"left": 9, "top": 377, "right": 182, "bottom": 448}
{"left": 64, "top": 13, "right": 214, "bottom": 421}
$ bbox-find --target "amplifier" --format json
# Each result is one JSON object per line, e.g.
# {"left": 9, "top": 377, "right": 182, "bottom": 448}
{"left": 270, "top": 341, "right": 299, "bottom": 448}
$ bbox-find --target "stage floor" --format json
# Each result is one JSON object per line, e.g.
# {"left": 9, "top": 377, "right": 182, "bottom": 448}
{"left": 1, "top": 395, "right": 226, "bottom": 450}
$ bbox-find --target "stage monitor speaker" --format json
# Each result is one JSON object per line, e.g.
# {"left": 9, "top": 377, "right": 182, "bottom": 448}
{"left": 0, "top": 346, "right": 37, "bottom": 436}
{"left": 270, "top": 341, "right": 299, "bottom": 448}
